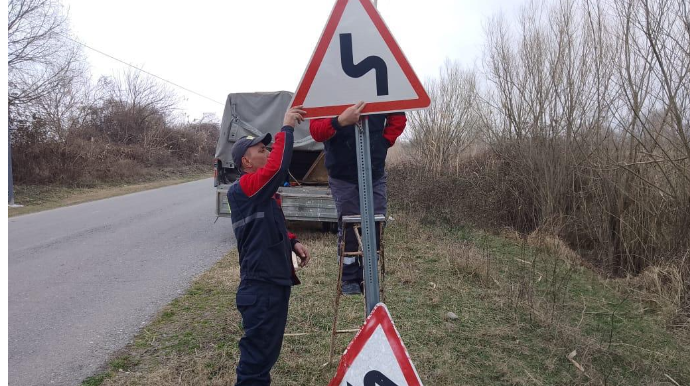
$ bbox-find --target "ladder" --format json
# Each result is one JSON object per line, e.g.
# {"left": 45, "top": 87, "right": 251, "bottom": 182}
{"left": 329, "top": 213, "right": 386, "bottom": 363}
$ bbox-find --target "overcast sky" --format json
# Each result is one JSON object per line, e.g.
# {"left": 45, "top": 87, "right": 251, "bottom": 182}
{"left": 60, "top": 0, "right": 529, "bottom": 121}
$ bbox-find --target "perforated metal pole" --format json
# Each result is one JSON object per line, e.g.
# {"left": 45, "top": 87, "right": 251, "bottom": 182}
{"left": 355, "top": 117, "right": 380, "bottom": 315}
{"left": 9, "top": 125, "right": 15, "bottom": 205}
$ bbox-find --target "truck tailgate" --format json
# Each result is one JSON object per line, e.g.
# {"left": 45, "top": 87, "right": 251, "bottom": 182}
{"left": 279, "top": 185, "right": 337, "bottom": 222}
{"left": 215, "top": 184, "right": 337, "bottom": 223}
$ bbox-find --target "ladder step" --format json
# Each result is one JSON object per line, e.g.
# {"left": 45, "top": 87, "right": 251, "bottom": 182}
{"left": 342, "top": 251, "right": 382, "bottom": 256}
{"left": 342, "top": 214, "right": 386, "bottom": 224}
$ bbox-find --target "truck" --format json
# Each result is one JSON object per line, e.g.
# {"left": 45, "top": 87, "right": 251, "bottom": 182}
{"left": 213, "top": 91, "right": 338, "bottom": 231}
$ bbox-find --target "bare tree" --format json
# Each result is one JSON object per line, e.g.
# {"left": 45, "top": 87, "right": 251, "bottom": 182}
{"left": 8, "top": 0, "right": 81, "bottom": 114}
{"left": 408, "top": 61, "right": 480, "bottom": 174}
{"left": 29, "top": 62, "right": 93, "bottom": 140}
{"left": 476, "top": 0, "right": 689, "bottom": 275}
{"left": 98, "top": 69, "right": 179, "bottom": 150}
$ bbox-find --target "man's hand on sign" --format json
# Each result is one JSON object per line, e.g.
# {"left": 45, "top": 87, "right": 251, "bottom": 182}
{"left": 293, "top": 242, "right": 311, "bottom": 268}
{"left": 337, "top": 101, "right": 366, "bottom": 127}
{"left": 284, "top": 105, "right": 306, "bottom": 127}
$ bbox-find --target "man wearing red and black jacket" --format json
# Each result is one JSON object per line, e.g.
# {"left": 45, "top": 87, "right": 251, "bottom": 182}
{"left": 228, "top": 106, "right": 310, "bottom": 386}
{"left": 310, "top": 102, "right": 406, "bottom": 295}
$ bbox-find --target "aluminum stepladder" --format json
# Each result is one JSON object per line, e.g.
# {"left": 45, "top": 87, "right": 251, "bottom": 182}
{"left": 328, "top": 213, "right": 386, "bottom": 363}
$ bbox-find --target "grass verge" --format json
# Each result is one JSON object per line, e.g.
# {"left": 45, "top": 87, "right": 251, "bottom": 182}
{"left": 9, "top": 166, "right": 212, "bottom": 217}
{"left": 83, "top": 212, "right": 689, "bottom": 385}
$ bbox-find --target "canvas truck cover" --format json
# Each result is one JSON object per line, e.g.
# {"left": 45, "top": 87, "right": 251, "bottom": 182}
{"left": 215, "top": 91, "right": 323, "bottom": 169}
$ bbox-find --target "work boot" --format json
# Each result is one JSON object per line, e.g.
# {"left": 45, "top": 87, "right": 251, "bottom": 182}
{"left": 341, "top": 281, "right": 362, "bottom": 295}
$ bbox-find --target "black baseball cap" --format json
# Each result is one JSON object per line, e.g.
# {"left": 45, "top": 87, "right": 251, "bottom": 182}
{"left": 231, "top": 133, "right": 272, "bottom": 170}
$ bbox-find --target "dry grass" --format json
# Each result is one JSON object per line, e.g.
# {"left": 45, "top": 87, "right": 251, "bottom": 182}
{"left": 385, "top": 142, "right": 413, "bottom": 166}
{"left": 619, "top": 263, "right": 689, "bottom": 329}
{"left": 9, "top": 167, "right": 211, "bottom": 217}
{"left": 84, "top": 212, "right": 690, "bottom": 386}
{"left": 526, "top": 231, "right": 581, "bottom": 264}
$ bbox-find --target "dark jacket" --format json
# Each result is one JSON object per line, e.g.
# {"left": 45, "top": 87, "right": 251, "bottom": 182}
{"left": 309, "top": 113, "right": 407, "bottom": 183}
{"left": 227, "top": 126, "right": 300, "bottom": 286}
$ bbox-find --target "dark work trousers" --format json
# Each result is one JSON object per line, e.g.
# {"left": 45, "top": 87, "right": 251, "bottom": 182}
{"left": 328, "top": 174, "right": 387, "bottom": 284}
{"left": 235, "top": 280, "right": 291, "bottom": 386}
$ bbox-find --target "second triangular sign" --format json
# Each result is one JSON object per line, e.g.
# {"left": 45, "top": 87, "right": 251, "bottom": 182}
{"left": 329, "top": 303, "right": 423, "bottom": 386}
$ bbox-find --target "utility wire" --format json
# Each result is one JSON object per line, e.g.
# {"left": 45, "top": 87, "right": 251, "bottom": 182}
{"left": 60, "top": 33, "right": 225, "bottom": 106}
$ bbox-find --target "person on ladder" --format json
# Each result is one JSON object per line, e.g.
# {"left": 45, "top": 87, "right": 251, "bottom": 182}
{"left": 228, "top": 106, "right": 311, "bottom": 385}
{"left": 310, "top": 102, "right": 407, "bottom": 295}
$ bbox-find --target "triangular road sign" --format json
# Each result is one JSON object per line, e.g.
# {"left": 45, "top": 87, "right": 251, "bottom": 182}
{"left": 292, "top": 0, "right": 430, "bottom": 119}
{"left": 329, "top": 303, "right": 423, "bottom": 386}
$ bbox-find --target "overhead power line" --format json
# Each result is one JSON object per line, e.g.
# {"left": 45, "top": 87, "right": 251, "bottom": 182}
{"left": 60, "top": 33, "right": 225, "bottom": 106}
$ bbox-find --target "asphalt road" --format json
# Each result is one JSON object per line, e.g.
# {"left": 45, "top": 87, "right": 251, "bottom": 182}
{"left": 8, "top": 178, "right": 236, "bottom": 386}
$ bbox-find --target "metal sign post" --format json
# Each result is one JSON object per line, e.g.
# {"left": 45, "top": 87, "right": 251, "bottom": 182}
{"left": 355, "top": 117, "right": 380, "bottom": 315}
{"left": 7, "top": 114, "right": 14, "bottom": 206}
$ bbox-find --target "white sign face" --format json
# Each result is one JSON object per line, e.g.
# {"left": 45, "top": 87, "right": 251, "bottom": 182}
{"left": 328, "top": 303, "right": 423, "bottom": 386}
{"left": 292, "top": 0, "right": 430, "bottom": 118}
{"left": 337, "top": 325, "right": 408, "bottom": 386}
{"left": 303, "top": 0, "right": 417, "bottom": 107}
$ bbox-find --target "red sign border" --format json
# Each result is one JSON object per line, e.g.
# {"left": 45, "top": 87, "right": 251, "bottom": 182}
{"left": 328, "top": 303, "right": 423, "bottom": 386}
{"left": 291, "top": 0, "right": 430, "bottom": 118}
